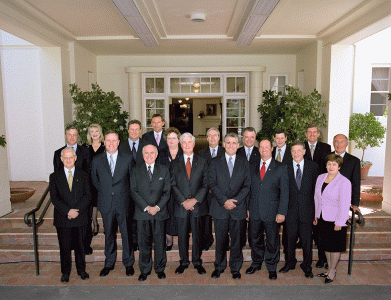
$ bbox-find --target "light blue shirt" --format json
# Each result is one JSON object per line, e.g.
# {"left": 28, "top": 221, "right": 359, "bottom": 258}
{"left": 128, "top": 138, "right": 139, "bottom": 152}
{"left": 209, "top": 145, "right": 219, "bottom": 157}
{"left": 225, "top": 153, "right": 236, "bottom": 166}
{"left": 67, "top": 144, "right": 77, "bottom": 153}
{"left": 106, "top": 151, "right": 118, "bottom": 167}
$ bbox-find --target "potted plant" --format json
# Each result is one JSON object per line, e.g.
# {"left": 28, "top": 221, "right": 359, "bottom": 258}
{"left": 349, "top": 112, "right": 386, "bottom": 179}
{"left": 0, "top": 134, "right": 5, "bottom": 147}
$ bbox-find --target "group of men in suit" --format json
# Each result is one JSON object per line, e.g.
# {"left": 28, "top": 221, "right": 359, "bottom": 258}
{"left": 50, "top": 118, "right": 361, "bottom": 283}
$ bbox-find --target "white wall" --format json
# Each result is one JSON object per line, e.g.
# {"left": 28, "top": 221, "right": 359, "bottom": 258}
{"left": 192, "top": 98, "right": 221, "bottom": 136}
{"left": 351, "top": 27, "right": 391, "bottom": 176}
{"left": 296, "top": 42, "right": 319, "bottom": 95}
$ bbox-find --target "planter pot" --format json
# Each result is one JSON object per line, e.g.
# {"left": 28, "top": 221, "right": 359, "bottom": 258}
{"left": 10, "top": 188, "right": 36, "bottom": 203}
{"left": 360, "top": 164, "right": 372, "bottom": 180}
{"left": 360, "top": 192, "right": 383, "bottom": 202}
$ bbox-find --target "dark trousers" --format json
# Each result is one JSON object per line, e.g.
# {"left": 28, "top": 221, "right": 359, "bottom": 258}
{"left": 313, "top": 223, "right": 326, "bottom": 262}
{"left": 286, "top": 221, "right": 313, "bottom": 272}
{"left": 249, "top": 218, "right": 280, "bottom": 272}
{"left": 202, "top": 193, "right": 214, "bottom": 250}
{"left": 101, "top": 209, "right": 135, "bottom": 268}
{"left": 214, "top": 217, "right": 245, "bottom": 273}
{"left": 177, "top": 212, "right": 202, "bottom": 267}
{"left": 56, "top": 225, "right": 87, "bottom": 275}
{"left": 281, "top": 221, "right": 288, "bottom": 256}
{"left": 84, "top": 205, "right": 93, "bottom": 250}
{"left": 137, "top": 219, "right": 167, "bottom": 274}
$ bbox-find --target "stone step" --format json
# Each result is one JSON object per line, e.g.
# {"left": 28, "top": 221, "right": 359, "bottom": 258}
{"left": 1, "top": 243, "right": 390, "bottom": 264}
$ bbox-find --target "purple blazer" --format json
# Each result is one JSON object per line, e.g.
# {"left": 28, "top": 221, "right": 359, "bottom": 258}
{"left": 314, "top": 172, "right": 351, "bottom": 227}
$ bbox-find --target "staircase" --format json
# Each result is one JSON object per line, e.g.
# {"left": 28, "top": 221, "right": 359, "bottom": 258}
{"left": 1, "top": 182, "right": 390, "bottom": 264}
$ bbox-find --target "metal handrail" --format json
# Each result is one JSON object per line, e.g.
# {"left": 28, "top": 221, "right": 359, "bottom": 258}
{"left": 347, "top": 207, "right": 364, "bottom": 275}
{"left": 23, "top": 185, "right": 51, "bottom": 276}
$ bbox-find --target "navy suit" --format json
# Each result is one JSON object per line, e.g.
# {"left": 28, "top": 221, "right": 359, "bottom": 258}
{"left": 142, "top": 130, "right": 168, "bottom": 152}
{"left": 119, "top": 138, "right": 150, "bottom": 167}
{"left": 304, "top": 141, "right": 331, "bottom": 174}
{"left": 91, "top": 151, "right": 135, "bottom": 269}
{"left": 272, "top": 146, "right": 292, "bottom": 164}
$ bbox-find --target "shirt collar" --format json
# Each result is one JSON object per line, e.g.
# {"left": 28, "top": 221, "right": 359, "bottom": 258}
{"left": 336, "top": 151, "right": 346, "bottom": 158}
{"left": 67, "top": 144, "right": 77, "bottom": 152}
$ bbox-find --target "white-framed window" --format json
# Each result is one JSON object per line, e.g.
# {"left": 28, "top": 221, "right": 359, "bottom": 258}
{"left": 371, "top": 66, "right": 390, "bottom": 117}
{"left": 269, "top": 74, "right": 289, "bottom": 95}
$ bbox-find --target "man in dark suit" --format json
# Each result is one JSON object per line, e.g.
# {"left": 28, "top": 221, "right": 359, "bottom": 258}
{"left": 197, "top": 127, "right": 225, "bottom": 251}
{"left": 279, "top": 141, "right": 319, "bottom": 279}
{"left": 303, "top": 124, "right": 331, "bottom": 268}
{"left": 131, "top": 144, "right": 171, "bottom": 281}
{"left": 332, "top": 134, "right": 361, "bottom": 212}
{"left": 171, "top": 132, "right": 208, "bottom": 275}
{"left": 50, "top": 147, "right": 91, "bottom": 283}
{"left": 272, "top": 129, "right": 292, "bottom": 164}
{"left": 237, "top": 127, "right": 260, "bottom": 249}
{"left": 119, "top": 119, "right": 149, "bottom": 167}
{"left": 91, "top": 131, "right": 135, "bottom": 277}
{"left": 53, "top": 125, "right": 93, "bottom": 255}
{"left": 208, "top": 133, "right": 251, "bottom": 279}
{"left": 142, "top": 114, "right": 168, "bottom": 152}
{"left": 246, "top": 139, "right": 289, "bottom": 280}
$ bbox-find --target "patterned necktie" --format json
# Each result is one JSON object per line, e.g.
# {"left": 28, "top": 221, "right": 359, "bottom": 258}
{"left": 67, "top": 170, "right": 73, "bottom": 191}
{"left": 228, "top": 157, "right": 234, "bottom": 178}
{"left": 109, "top": 155, "right": 115, "bottom": 176}
{"left": 276, "top": 149, "right": 282, "bottom": 162}
{"left": 310, "top": 144, "right": 315, "bottom": 159}
{"left": 186, "top": 157, "right": 191, "bottom": 179}
{"left": 148, "top": 165, "right": 153, "bottom": 181}
{"left": 296, "top": 163, "right": 302, "bottom": 190}
{"left": 260, "top": 161, "right": 266, "bottom": 180}
{"left": 132, "top": 142, "right": 137, "bottom": 158}
{"left": 212, "top": 148, "right": 216, "bottom": 158}
{"left": 156, "top": 133, "right": 160, "bottom": 146}
{"left": 247, "top": 148, "right": 251, "bottom": 161}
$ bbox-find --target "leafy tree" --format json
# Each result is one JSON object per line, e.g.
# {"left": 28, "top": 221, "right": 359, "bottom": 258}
{"left": 349, "top": 112, "right": 386, "bottom": 165}
{"left": 0, "top": 135, "right": 5, "bottom": 147}
{"left": 68, "top": 83, "right": 129, "bottom": 144}
{"left": 257, "top": 86, "right": 328, "bottom": 143}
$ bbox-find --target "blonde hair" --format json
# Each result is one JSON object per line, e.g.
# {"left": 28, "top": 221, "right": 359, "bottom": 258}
{"left": 86, "top": 124, "right": 104, "bottom": 145}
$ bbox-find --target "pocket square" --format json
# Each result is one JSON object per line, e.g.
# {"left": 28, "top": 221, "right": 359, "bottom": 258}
{"left": 159, "top": 177, "right": 163, "bottom": 180}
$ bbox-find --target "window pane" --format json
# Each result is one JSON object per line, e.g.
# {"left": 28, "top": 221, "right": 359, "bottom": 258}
{"left": 227, "top": 77, "right": 235, "bottom": 93}
{"left": 371, "top": 93, "right": 387, "bottom": 105}
{"left": 211, "top": 77, "right": 221, "bottom": 93}
{"left": 156, "top": 99, "right": 165, "bottom": 108}
{"left": 155, "top": 78, "right": 164, "bottom": 93}
{"left": 270, "top": 76, "right": 278, "bottom": 88}
{"left": 239, "top": 118, "right": 245, "bottom": 127}
{"left": 227, "top": 118, "right": 238, "bottom": 127}
{"left": 227, "top": 109, "right": 239, "bottom": 117}
{"left": 180, "top": 78, "right": 191, "bottom": 93}
{"left": 170, "top": 78, "right": 180, "bottom": 93}
{"left": 201, "top": 77, "right": 211, "bottom": 93}
{"left": 371, "top": 80, "right": 389, "bottom": 91}
{"left": 239, "top": 109, "right": 245, "bottom": 117}
{"left": 192, "top": 78, "right": 201, "bottom": 93}
{"left": 278, "top": 76, "right": 286, "bottom": 87}
{"left": 370, "top": 105, "right": 386, "bottom": 116}
{"left": 146, "top": 99, "right": 155, "bottom": 108}
{"left": 236, "top": 77, "right": 245, "bottom": 93}
{"left": 372, "top": 67, "right": 389, "bottom": 79}
{"left": 227, "top": 128, "right": 238, "bottom": 134}
{"left": 145, "top": 78, "right": 154, "bottom": 93}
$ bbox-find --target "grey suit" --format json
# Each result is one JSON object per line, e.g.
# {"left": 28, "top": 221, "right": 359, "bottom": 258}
{"left": 91, "top": 151, "right": 135, "bottom": 269}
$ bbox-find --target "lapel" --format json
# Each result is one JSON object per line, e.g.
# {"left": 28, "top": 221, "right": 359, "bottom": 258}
{"left": 151, "top": 163, "right": 161, "bottom": 182}
{"left": 300, "top": 160, "right": 312, "bottom": 190}
{"left": 262, "top": 159, "right": 276, "bottom": 183}
{"left": 288, "top": 163, "right": 299, "bottom": 191}
{"left": 217, "top": 146, "right": 225, "bottom": 157}
{"left": 102, "top": 152, "right": 113, "bottom": 177}
{"left": 190, "top": 155, "right": 199, "bottom": 180}
{"left": 59, "top": 170, "right": 72, "bottom": 199}
{"left": 322, "top": 172, "right": 341, "bottom": 196}
{"left": 219, "top": 155, "right": 231, "bottom": 181}
{"left": 71, "top": 169, "right": 82, "bottom": 202}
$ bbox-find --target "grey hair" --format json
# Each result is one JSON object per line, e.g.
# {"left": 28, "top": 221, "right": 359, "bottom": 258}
{"left": 142, "top": 144, "right": 158, "bottom": 154}
{"left": 180, "top": 132, "right": 196, "bottom": 143}
{"left": 291, "top": 140, "right": 306, "bottom": 150}
{"left": 61, "top": 147, "right": 76, "bottom": 157}
{"left": 224, "top": 132, "right": 239, "bottom": 143}
{"left": 207, "top": 127, "right": 220, "bottom": 138}
{"left": 333, "top": 134, "right": 348, "bottom": 142}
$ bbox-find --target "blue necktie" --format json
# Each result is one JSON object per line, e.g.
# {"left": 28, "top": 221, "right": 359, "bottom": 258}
{"left": 228, "top": 157, "right": 234, "bottom": 178}
{"left": 296, "top": 163, "right": 302, "bottom": 190}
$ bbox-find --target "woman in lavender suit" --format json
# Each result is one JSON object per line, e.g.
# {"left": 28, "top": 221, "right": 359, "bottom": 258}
{"left": 313, "top": 154, "right": 351, "bottom": 284}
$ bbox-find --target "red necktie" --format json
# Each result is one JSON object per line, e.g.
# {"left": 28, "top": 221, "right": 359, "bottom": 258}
{"left": 186, "top": 157, "right": 191, "bottom": 179}
{"left": 260, "top": 161, "right": 266, "bottom": 180}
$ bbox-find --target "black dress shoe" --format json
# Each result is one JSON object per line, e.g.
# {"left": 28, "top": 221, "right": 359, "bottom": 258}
{"left": 246, "top": 266, "right": 261, "bottom": 275}
{"left": 126, "top": 266, "right": 135, "bottom": 276}
{"left": 279, "top": 265, "right": 295, "bottom": 273}
{"left": 157, "top": 271, "right": 166, "bottom": 279}
{"left": 85, "top": 246, "right": 93, "bottom": 255}
{"left": 60, "top": 274, "right": 69, "bottom": 283}
{"left": 325, "top": 276, "right": 334, "bottom": 284}
{"left": 269, "top": 271, "right": 277, "bottom": 280}
{"left": 195, "top": 265, "right": 206, "bottom": 275}
{"left": 211, "top": 269, "right": 223, "bottom": 278}
{"left": 100, "top": 266, "right": 114, "bottom": 277}
{"left": 325, "top": 263, "right": 329, "bottom": 269}
{"left": 232, "top": 272, "right": 241, "bottom": 279}
{"left": 304, "top": 271, "right": 314, "bottom": 278}
{"left": 166, "top": 245, "right": 173, "bottom": 251}
{"left": 317, "top": 272, "right": 328, "bottom": 278}
{"left": 316, "top": 260, "right": 325, "bottom": 268}
{"left": 133, "top": 244, "right": 139, "bottom": 251}
{"left": 175, "top": 265, "right": 188, "bottom": 274}
{"left": 77, "top": 271, "right": 89, "bottom": 280}
{"left": 138, "top": 272, "right": 151, "bottom": 281}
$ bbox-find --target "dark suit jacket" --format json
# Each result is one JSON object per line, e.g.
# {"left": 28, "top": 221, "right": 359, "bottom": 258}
{"left": 119, "top": 138, "right": 149, "bottom": 167}
{"left": 286, "top": 159, "right": 319, "bottom": 223}
{"left": 53, "top": 144, "right": 91, "bottom": 173}
{"left": 157, "top": 147, "right": 183, "bottom": 167}
{"left": 248, "top": 159, "right": 289, "bottom": 222}
{"left": 197, "top": 146, "right": 225, "bottom": 163}
{"left": 91, "top": 151, "right": 133, "bottom": 215}
{"left": 332, "top": 151, "right": 361, "bottom": 206}
{"left": 170, "top": 154, "right": 208, "bottom": 218}
{"left": 208, "top": 155, "right": 251, "bottom": 220}
{"left": 50, "top": 168, "right": 91, "bottom": 228}
{"left": 272, "top": 146, "right": 293, "bottom": 165}
{"left": 304, "top": 141, "right": 331, "bottom": 174}
{"left": 237, "top": 146, "right": 260, "bottom": 166}
{"left": 131, "top": 163, "right": 171, "bottom": 221}
{"left": 142, "top": 130, "right": 168, "bottom": 151}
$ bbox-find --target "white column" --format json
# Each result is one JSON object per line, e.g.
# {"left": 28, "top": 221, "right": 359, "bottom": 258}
{"left": 382, "top": 106, "right": 391, "bottom": 214}
{"left": 0, "top": 52, "right": 12, "bottom": 217}
{"left": 127, "top": 71, "right": 142, "bottom": 122}
{"left": 250, "top": 70, "right": 263, "bottom": 131}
